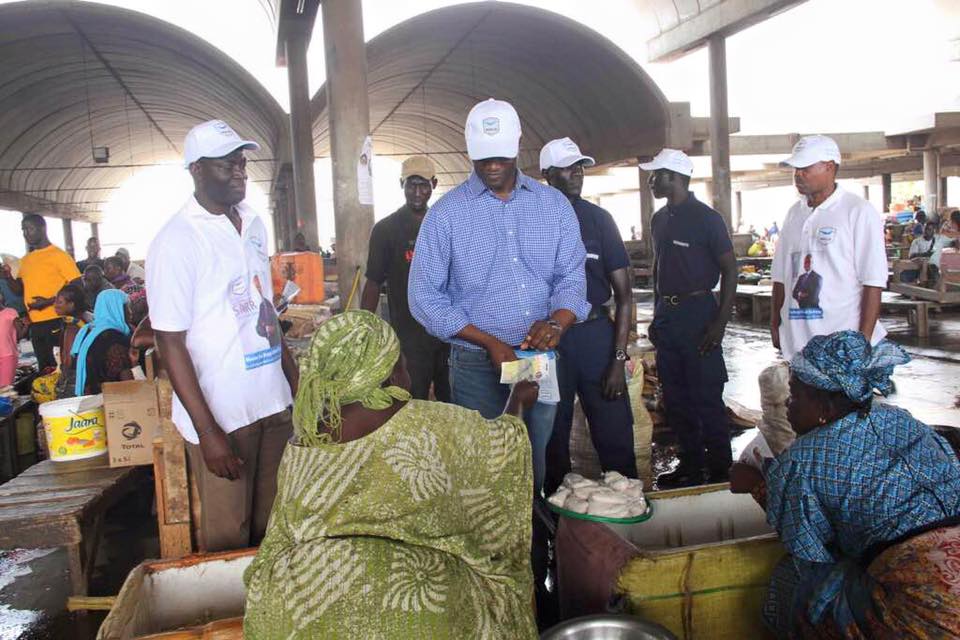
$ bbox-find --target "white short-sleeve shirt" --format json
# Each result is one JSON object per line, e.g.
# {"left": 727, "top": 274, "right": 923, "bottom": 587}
{"left": 771, "top": 186, "right": 888, "bottom": 361}
{"left": 146, "top": 196, "right": 292, "bottom": 443}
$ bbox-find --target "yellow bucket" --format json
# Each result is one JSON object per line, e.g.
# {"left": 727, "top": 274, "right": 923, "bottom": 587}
{"left": 39, "top": 395, "right": 108, "bottom": 462}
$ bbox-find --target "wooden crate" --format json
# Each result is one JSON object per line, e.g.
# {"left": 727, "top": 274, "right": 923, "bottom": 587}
{"left": 554, "top": 484, "right": 783, "bottom": 640}
{"left": 96, "top": 549, "right": 255, "bottom": 640}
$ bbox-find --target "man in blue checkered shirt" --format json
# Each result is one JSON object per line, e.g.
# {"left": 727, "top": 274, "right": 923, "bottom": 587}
{"left": 408, "top": 98, "right": 590, "bottom": 496}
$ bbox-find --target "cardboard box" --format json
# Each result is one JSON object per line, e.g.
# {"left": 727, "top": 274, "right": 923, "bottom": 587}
{"left": 103, "top": 380, "right": 160, "bottom": 467}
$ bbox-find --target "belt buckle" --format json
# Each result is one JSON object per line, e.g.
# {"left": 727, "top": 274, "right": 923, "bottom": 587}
{"left": 667, "top": 295, "right": 680, "bottom": 306}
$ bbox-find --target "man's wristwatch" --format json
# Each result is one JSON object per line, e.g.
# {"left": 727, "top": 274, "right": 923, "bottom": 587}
{"left": 614, "top": 348, "right": 630, "bottom": 362}
{"left": 546, "top": 319, "right": 563, "bottom": 333}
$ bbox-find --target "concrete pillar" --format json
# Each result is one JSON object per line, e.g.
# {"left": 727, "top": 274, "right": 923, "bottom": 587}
{"left": 272, "top": 163, "right": 295, "bottom": 252}
{"left": 923, "top": 148, "right": 940, "bottom": 212}
{"left": 90, "top": 222, "right": 99, "bottom": 240}
{"left": 707, "top": 34, "right": 732, "bottom": 234}
{"left": 637, "top": 161, "right": 654, "bottom": 259}
{"left": 61, "top": 218, "right": 74, "bottom": 258}
{"left": 322, "top": 0, "right": 374, "bottom": 308}
{"left": 941, "top": 176, "right": 948, "bottom": 209}
{"left": 734, "top": 190, "right": 743, "bottom": 232}
{"left": 284, "top": 30, "right": 320, "bottom": 251}
{"left": 881, "top": 173, "right": 892, "bottom": 213}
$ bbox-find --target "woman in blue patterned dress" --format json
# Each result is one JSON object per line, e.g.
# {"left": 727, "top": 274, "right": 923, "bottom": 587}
{"left": 731, "top": 330, "right": 960, "bottom": 638}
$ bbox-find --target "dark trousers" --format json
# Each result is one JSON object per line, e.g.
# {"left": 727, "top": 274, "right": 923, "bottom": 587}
{"left": 404, "top": 341, "right": 451, "bottom": 402}
{"left": 30, "top": 318, "right": 63, "bottom": 371}
{"left": 651, "top": 295, "right": 731, "bottom": 471}
{"left": 185, "top": 410, "right": 292, "bottom": 552}
{"left": 545, "top": 318, "right": 635, "bottom": 496}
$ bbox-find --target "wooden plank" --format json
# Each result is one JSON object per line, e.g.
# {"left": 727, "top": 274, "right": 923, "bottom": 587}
{"left": 0, "top": 497, "right": 92, "bottom": 522}
{"left": 158, "top": 378, "right": 191, "bottom": 526}
{"left": 0, "top": 511, "right": 82, "bottom": 547}
{"left": 0, "top": 487, "right": 101, "bottom": 507}
{"left": 153, "top": 441, "right": 192, "bottom": 559}
{"left": 0, "top": 470, "right": 125, "bottom": 495}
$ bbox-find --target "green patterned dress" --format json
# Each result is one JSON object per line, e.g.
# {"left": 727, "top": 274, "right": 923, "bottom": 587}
{"left": 243, "top": 400, "right": 538, "bottom": 639}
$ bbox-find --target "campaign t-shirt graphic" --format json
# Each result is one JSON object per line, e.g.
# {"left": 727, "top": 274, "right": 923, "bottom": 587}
{"left": 790, "top": 252, "right": 823, "bottom": 317}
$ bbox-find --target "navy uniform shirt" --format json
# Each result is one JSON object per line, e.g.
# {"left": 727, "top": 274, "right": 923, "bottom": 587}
{"left": 571, "top": 197, "right": 630, "bottom": 306}
{"left": 651, "top": 193, "right": 733, "bottom": 296}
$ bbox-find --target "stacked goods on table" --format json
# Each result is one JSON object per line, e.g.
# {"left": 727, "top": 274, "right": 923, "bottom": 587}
{"left": 548, "top": 471, "right": 647, "bottom": 520}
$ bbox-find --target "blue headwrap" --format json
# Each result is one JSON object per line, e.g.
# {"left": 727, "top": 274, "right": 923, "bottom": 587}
{"left": 790, "top": 330, "right": 910, "bottom": 404}
{"left": 71, "top": 289, "right": 130, "bottom": 396}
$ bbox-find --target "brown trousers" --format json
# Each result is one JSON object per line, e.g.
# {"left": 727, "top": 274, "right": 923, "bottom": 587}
{"left": 185, "top": 410, "right": 292, "bottom": 552}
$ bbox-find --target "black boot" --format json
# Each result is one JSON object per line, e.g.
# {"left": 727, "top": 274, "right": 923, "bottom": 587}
{"left": 656, "top": 462, "right": 705, "bottom": 489}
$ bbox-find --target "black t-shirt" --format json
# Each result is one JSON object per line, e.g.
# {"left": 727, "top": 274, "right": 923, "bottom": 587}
{"left": 366, "top": 206, "right": 442, "bottom": 351}
{"left": 571, "top": 197, "right": 630, "bottom": 306}
{"left": 651, "top": 193, "right": 733, "bottom": 295}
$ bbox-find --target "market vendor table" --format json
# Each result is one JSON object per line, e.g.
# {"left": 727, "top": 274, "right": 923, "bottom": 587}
{"left": 734, "top": 284, "right": 773, "bottom": 324}
{"left": 880, "top": 291, "right": 938, "bottom": 338}
{"left": 0, "top": 455, "right": 146, "bottom": 597}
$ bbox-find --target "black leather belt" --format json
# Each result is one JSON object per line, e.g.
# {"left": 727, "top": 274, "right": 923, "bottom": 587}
{"left": 660, "top": 290, "right": 712, "bottom": 306}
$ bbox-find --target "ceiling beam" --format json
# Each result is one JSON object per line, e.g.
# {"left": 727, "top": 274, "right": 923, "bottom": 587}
{"left": 646, "top": 0, "right": 808, "bottom": 62}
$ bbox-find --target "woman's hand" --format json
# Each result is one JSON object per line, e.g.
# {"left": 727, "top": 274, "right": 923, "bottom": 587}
{"left": 505, "top": 380, "right": 539, "bottom": 417}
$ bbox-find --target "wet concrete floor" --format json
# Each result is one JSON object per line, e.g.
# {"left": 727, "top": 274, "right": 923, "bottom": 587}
{"left": 0, "top": 489, "right": 157, "bottom": 640}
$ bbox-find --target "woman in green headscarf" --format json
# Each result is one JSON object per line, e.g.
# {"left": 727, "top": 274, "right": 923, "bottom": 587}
{"left": 244, "top": 310, "right": 540, "bottom": 640}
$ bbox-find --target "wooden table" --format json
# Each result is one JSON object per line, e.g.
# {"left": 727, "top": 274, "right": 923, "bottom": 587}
{"left": 734, "top": 284, "right": 773, "bottom": 324}
{"left": 880, "top": 291, "right": 938, "bottom": 338}
{"left": 0, "top": 455, "right": 145, "bottom": 597}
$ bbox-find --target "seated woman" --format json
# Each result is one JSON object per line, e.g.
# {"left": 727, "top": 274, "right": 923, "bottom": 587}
{"left": 731, "top": 331, "right": 960, "bottom": 638}
{"left": 68, "top": 289, "right": 134, "bottom": 397}
{"left": 244, "top": 310, "right": 539, "bottom": 640}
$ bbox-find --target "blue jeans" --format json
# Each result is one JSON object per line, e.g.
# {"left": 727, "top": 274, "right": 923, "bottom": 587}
{"left": 449, "top": 344, "right": 557, "bottom": 496}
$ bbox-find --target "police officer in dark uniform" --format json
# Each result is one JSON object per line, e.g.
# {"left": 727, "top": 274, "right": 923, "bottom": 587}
{"left": 540, "top": 138, "right": 636, "bottom": 496}
{"left": 644, "top": 149, "right": 737, "bottom": 488}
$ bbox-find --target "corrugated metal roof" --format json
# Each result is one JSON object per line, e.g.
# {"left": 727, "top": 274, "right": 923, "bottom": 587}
{"left": 0, "top": 1, "right": 286, "bottom": 221}
{"left": 310, "top": 2, "right": 672, "bottom": 189}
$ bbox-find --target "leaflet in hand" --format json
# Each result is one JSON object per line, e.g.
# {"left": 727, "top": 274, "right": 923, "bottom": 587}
{"left": 500, "top": 354, "right": 549, "bottom": 384}
{"left": 501, "top": 350, "right": 560, "bottom": 404}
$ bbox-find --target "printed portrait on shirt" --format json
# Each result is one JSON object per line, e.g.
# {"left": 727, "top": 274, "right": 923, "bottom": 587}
{"left": 228, "top": 271, "right": 282, "bottom": 370}
{"left": 789, "top": 251, "right": 824, "bottom": 318}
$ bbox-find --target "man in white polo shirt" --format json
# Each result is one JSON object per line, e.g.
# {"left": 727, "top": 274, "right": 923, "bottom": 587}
{"left": 762, "top": 134, "right": 887, "bottom": 453}
{"left": 147, "top": 120, "right": 298, "bottom": 551}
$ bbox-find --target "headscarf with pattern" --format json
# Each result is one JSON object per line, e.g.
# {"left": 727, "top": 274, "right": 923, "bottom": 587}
{"left": 790, "top": 330, "right": 910, "bottom": 404}
{"left": 294, "top": 310, "right": 411, "bottom": 445}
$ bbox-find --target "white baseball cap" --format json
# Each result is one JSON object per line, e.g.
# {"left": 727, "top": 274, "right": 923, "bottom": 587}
{"left": 539, "top": 137, "right": 596, "bottom": 171}
{"left": 638, "top": 148, "right": 694, "bottom": 177}
{"left": 464, "top": 99, "right": 522, "bottom": 161}
{"left": 183, "top": 119, "right": 260, "bottom": 168}
{"left": 781, "top": 135, "right": 841, "bottom": 168}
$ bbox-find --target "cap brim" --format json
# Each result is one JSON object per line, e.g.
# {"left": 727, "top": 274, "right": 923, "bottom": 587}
{"left": 184, "top": 140, "right": 261, "bottom": 168}
{"left": 780, "top": 153, "right": 840, "bottom": 169}
{"left": 638, "top": 161, "right": 663, "bottom": 171}
{"left": 549, "top": 154, "right": 596, "bottom": 170}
